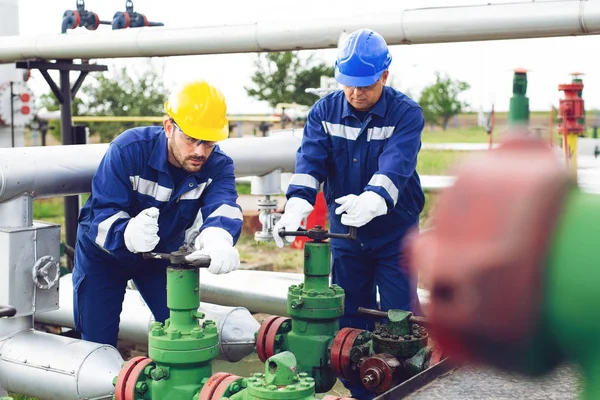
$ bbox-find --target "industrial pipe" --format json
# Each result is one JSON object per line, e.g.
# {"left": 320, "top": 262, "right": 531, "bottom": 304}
{"left": 0, "top": 131, "right": 300, "bottom": 203}
{"left": 0, "top": 1, "right": 599, "bottom": 62}
{"left": 3, "top": 135, "right": 600, "bottom": 204}
{"left": 36, "top": 275, "right": 260, "bottom": 362}
{"left": 0, "top": 324, "right": 123, "bottom": 400}
{"left": 199, "top": 270, "right": 430, "bottom": 317}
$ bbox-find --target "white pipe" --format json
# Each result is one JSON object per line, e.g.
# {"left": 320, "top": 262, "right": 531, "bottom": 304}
{"left": 199, "top": 270, "right": 430, "bottom": 317}
{"left": 0, "top": 1, "right": 599, "bottom": 63}
{"left": 0, "top": 317, "right": 123, "bottom": 400}
{"left": 36, "top": 275, "right": 260, "bottom": 362}
{"left": 0, "top": 130, "right": 301, "bottom": 202}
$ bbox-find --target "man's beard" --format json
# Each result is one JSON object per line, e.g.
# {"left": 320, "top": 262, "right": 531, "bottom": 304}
{"left": 169, "top": 142, "right": 207, "bottom": 172}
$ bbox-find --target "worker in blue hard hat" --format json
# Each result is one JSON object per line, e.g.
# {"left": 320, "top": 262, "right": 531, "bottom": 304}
{"left": 273, "top": 28, "right": 424, "bottom": 397}
{"left": 72, "top": 81, "right": 243, "bottom": 347}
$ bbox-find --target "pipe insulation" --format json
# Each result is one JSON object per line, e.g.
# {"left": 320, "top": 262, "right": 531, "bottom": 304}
{"left": 0, "top": 323, "right": 123, "bottom": 400}
{"left": 35, "top": 275, "right": 260, "bottom": 362}
{"left": 0, "top": 1, "right": 599, "bottom": 63}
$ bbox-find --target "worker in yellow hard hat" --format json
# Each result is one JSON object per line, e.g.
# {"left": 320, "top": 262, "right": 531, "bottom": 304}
{"left": 72, "top": 80, "right": 242, "bottom": 347}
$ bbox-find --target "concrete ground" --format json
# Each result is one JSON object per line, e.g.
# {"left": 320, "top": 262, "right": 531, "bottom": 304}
{"left": 405, "top": 364, "right": 582, "bottom": 400}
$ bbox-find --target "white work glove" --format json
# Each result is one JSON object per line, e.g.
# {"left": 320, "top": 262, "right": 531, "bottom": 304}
{"left": 190, "top": 227, "right": 239, "bottom": 274}
{"left": 334, "top": 191, "right": 388, "bottom": 228}
{"left": 272, "top": 197, "right": 314, "bottom": 248}
{"left": 124, "top": 207, "right": 160, "bottom": 253}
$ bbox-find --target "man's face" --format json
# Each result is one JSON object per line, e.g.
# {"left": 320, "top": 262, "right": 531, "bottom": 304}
{"left": 342, "top": 70, "right": 389, "bottom": 112}
{"left": 164, "top": 118, "right": 215, "bottom": 173}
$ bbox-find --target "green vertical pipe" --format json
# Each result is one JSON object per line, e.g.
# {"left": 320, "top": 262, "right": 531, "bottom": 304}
{"left": 508, "top": 71, "right": 530, "bottom": 127}
{"left": 303, "top": 243, "right": 331, "bottom": 292}
{"left": 145, "top": 265, "right": 218, "bottom": 400}
{"left": 166, "top": 267, "right": 199, "bottom": 332}
{"left": 284, "top": 241, "right": 345, "bottom": 393}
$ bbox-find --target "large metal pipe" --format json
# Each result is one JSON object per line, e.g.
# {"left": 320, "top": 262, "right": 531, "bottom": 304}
{"left": 0, "top": 318, "right": 123, "bottom": 400}
{"left": 36, "top": 275, "right": 260, "bottom": 362}
{"left": 0, "top": 1, "right": 599, "bottom": 63}
{"left": 3, "top": 135, "right": 600, "bottom": 203}
{"left": 0, "top": 131, "right": 300, "bottom": 203}
{"left": 199, "top": 270, "right": 430, "bottom": 317}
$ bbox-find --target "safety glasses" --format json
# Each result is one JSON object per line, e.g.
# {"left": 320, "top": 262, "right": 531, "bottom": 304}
{"left": 170, "top": 119, "right": 216, "bottom": 149}
{"left": 343, "top": 79, "right": 381, "bottom": 92}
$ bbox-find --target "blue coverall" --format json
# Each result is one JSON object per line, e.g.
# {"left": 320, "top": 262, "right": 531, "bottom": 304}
{"left": 286, "top": 86, "right": 425, "bottom": 331}
{"left": 72, "top": 126, "right": 242, "bottom": 347}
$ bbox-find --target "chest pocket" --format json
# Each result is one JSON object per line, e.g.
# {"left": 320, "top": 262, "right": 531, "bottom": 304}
{"left": 365, "top": 126, "right": 394, "bottom": 173}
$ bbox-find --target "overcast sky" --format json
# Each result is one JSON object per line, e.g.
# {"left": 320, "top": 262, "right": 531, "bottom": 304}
{"left": 8, "top": 0, "right": 600, "bottom": 116}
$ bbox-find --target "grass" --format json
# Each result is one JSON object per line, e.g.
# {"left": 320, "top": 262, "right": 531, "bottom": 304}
{"left": 236, "top": 182, "right": 251, "bottom": 195}
{"left": 422, "top": 126, "right": 490, "bottom": 144}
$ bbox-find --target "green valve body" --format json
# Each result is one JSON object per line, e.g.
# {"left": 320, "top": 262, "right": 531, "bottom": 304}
{"left": 372, "top": 310, "right": 428, "bottom": 359}
{"left": 508, "top": 71, "right": 530, "bottom": 127}
{"left": 114, "top": 265, "right": 218, "bottom": 400}
{"left": 285, "top": 241, "right": 344, "bottom": 393}
{"left": 149, "top": 267, "right": 218, "bottom": 399}
{"left": 228, "top": 352, "right": 318, "bottom": 400}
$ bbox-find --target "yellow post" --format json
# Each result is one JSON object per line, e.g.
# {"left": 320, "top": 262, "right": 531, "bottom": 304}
{"left": 566, "top": 133, "right": 578, "bottom": 179}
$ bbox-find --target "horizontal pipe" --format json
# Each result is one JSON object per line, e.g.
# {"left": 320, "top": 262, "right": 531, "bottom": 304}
{"left": 0, "top": 319, "right": 123, "bottom": 400}
{"left": 0, "top": 131, "right": 301, "bottom": 202}
{"left": 36, "top": 275, "right": 260, "bottom": 362}
{"left": 35, "top": 110, "right": 281, "bottom": 123}
{"left": 199, "top": 269, "right": 430, "bottom": 317}
{"left": 3, "top": 137, "right": 599, "bottom": 203}
{"left": 0, "top": 1, "right": 599, "bottom": 63}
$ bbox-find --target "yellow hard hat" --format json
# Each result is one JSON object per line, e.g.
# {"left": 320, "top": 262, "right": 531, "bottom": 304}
{"left": 164, "top": 81, "right": 229, "bottom": 141}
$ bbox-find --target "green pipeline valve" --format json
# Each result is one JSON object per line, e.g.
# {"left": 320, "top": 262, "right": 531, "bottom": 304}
{"left": 113, "top": 248, "right": 219, "bottom": 400}
{"left": 255, "top": 226, "right": 354, "bottom": 393}
{"left": 197, "top": 351, "right": 353, "bottom": 400}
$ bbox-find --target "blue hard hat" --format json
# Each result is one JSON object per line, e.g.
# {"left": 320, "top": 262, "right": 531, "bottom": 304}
{"left": 335, "top": 29, "right": 392, "bottom": 87}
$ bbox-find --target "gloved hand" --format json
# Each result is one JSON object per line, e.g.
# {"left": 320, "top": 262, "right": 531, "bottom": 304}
{"left": 272, "top": 197, "right": 314, "bottom": 248}
{"left": 190, "top": 227, "right": 239, "bottom": 274}
{"left": 334, "top": 191, "right": 388, "bottom": 227}
{"left": 124, "top": 207, "right": 160, "bottom": 253}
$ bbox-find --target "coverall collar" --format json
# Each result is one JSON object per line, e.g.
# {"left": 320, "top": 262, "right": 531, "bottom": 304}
{"left": 149, "top": 128, "right": 169, "bottom": 173}
{"left": 342, "top": 88, "right": 387, "bottom": 119}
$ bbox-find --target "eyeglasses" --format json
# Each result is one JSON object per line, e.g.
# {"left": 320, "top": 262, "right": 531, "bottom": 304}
{"left": 171, "top": 119, "right": 216, "bottom": 149}
{"left": 343, "top": 80, "right": 380, "bottom": 92}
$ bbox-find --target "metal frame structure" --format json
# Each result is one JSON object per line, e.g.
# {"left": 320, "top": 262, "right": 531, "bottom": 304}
{"left": 14, "top": 59, "right": 107, "bottom": 269}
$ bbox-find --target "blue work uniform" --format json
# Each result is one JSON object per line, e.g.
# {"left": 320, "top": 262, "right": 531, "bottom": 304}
{"left": 286, "top": 87, "right": 425, "bottom": 331}
{"left": 72, "top": 126, "right": 242, "bottom": 347}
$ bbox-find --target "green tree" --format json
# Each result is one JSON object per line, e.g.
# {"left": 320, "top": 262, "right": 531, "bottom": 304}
{"left": 39, "top": 63, "right": 169, "bottom": 143}
{"left": 418, "top": 72, "right": 470, "bottom": 130}
{"left": 245, "top": 52, "right": 334, "bottom": 108}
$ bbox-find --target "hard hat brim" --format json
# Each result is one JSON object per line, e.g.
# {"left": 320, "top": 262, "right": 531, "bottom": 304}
{"left": 175, "top": 122, "right": 229, "bottom": 141}
{"left": 334, "top": 69, "right": 383, "bottom": 88}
